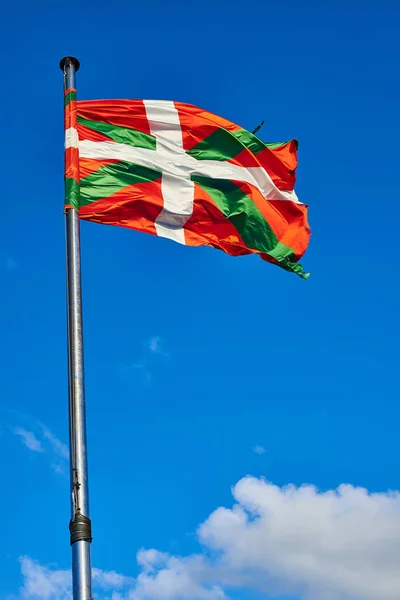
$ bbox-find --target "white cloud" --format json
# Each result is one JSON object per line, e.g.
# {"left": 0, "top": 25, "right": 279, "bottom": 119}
{"left": 148, "top": 336, "right": 161, "bottom": 353}
{"left": 50, "top": 463, "right": 66, "bottom": 475}
{"left": 13, "top": 428, "right": 44, "bottom": 453}
{"left": 197, "top": 477, "right": 400, "bottom": 600}
{"left": 120, "top": 337, "right": 168, "bottom": 389}
{"left": 15, "top": 477, "right": 400, "bottom": 600}
{"left": 42, "top": 426, "right": 69, "bottom": 459}
{"left": 18, "top": 557, "right": 132, "bottom": 600}
{"left": 252, "top": 445, "right": 266, "bottom": 455}
{"left": 41, "top": 426, "right": 69, "bottom": 475}
{"left": 93, "top": 567, "right": 134, "bottom": 589}
{"left": 146, "top": 336, "right": 169, "bottom": 358}
{"left": 147, "top": 336, "right": 168, "bottom": 356}
{"left": 131, "top": 550, "right": 225, "bottom": 600}
{"left": 19, "top": 557, "right": 70, "bottom": 599}
{"left": 12, "top": 421, "right": 69, "bottom": 474}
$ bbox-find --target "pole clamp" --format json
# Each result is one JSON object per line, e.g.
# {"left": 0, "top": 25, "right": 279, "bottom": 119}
{"left": 69, "top": 512, "right": 93, "bottom": 545}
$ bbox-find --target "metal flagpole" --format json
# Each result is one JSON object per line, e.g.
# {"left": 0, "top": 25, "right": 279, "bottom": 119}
{"left": 60, "top": 56, "right": 93, "bottom": 600}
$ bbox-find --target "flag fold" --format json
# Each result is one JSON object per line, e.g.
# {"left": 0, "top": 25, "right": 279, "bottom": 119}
{"left": 64, "top": 94, "right": 311, "bottom": 277}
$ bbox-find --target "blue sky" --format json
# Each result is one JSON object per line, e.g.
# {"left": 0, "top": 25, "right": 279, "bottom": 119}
{"left": 1, "top": 0, "right": 400, "bottom": 598}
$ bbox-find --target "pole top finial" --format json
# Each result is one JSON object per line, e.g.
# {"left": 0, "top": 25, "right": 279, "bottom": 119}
{"left": 60, "top": 56, "right": 80, "bottom": 72}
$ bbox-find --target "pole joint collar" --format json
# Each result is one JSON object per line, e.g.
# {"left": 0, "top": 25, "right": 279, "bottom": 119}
{"left": 69, "top": 512, "right": 92, "bottom": 545}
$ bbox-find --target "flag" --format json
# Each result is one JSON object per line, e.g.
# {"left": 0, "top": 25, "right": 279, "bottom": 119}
{"left": 64, "top": 89, "right": 311, "bottom": 277}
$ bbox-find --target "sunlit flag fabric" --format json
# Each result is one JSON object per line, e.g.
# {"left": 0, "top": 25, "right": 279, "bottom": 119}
{"left": 64, "top": 89, "right": 311, "bottom": 277}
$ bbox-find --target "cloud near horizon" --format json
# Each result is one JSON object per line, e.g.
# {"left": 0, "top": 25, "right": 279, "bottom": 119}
{"left": 15, "top": 476, "right": 400, "bottom": 600}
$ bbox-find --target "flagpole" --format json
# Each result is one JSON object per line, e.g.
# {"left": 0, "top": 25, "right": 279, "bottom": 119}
{"left": 60, "top": 56, "right": 93, "bottom": 600}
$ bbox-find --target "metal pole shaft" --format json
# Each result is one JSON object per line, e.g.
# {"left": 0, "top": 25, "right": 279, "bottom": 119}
{"left": 61, "top": 56, "right": 93, "bottom": 600}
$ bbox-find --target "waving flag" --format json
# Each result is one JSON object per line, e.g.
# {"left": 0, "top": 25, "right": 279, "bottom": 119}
{"left": 65, "top": 90, "right": 311, "bottom": 277}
